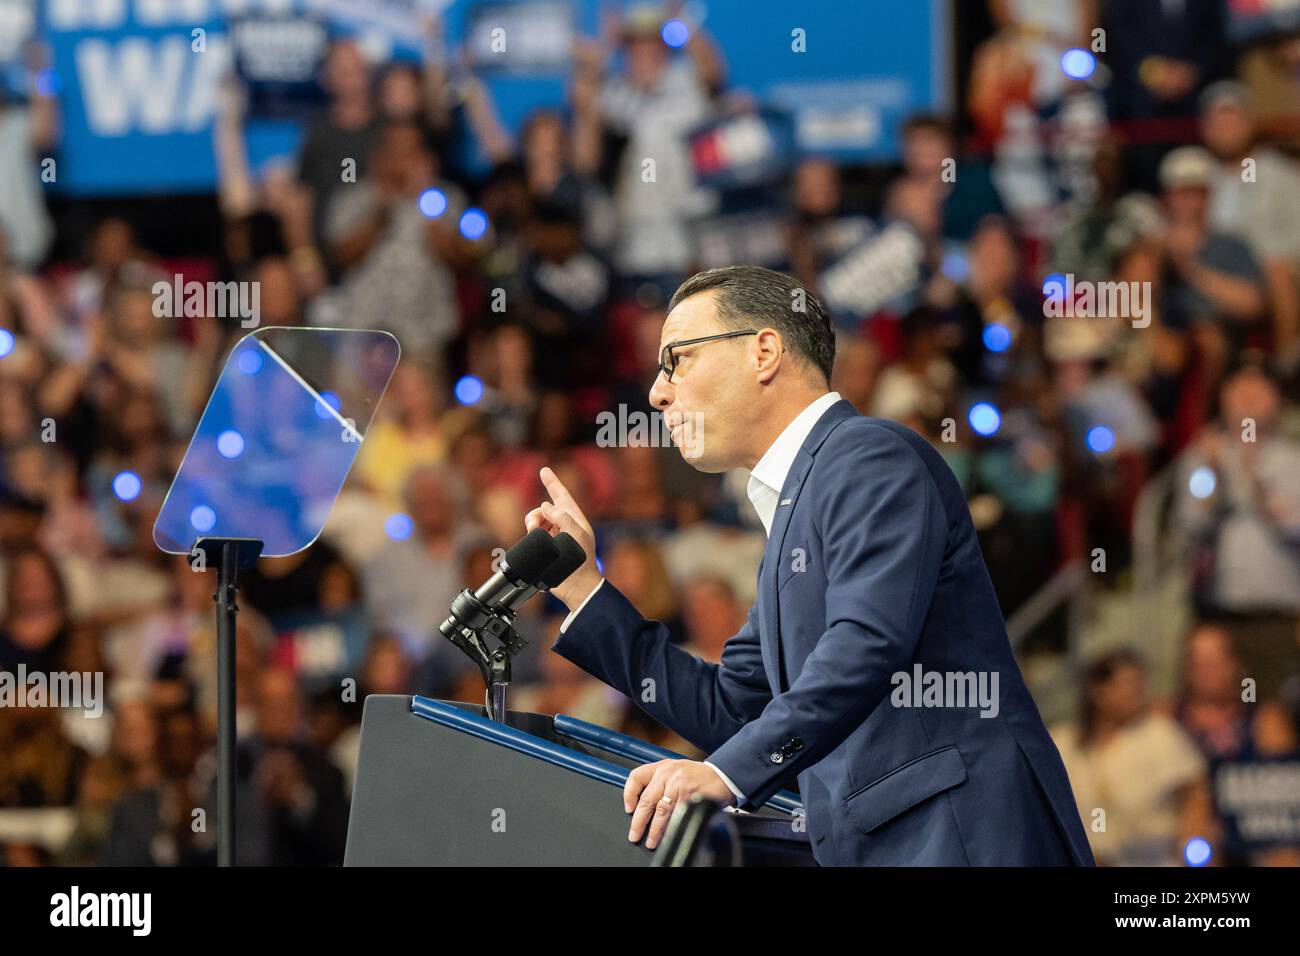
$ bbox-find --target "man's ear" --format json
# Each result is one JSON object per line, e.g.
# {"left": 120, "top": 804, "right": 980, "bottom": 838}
{"left": 754, "top": 328, "right": 784, "bottom": 384}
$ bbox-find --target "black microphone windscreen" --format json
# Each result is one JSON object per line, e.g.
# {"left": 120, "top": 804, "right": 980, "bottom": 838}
{"left": 504, "top": 528, "right": 561, "bottom": 584}
{"left": 541, "top": 533, "right": 586, "bottom": 588}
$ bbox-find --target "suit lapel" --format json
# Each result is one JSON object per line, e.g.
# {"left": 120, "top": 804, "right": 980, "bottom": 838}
{"left": 760, "top": 454, "right": 809, "bottom": 692}
{"left": 757, "top": 399, "right": 858, "bottom": 694}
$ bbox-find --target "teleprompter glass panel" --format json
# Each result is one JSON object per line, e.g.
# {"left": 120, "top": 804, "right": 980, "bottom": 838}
{"left": 153, "top": 326, "right": 400, "bottom": 558}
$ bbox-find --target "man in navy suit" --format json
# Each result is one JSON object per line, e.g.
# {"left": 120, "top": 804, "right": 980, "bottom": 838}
{"left": 526, "top": 266, "right": 1094, "bottom": 866}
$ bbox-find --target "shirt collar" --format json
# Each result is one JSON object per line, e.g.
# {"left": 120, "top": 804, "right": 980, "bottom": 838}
{"left": 746, "top": 392, "right": 842, "bottom": 529}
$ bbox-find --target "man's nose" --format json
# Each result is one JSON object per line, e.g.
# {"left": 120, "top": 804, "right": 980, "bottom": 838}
{"left": 648, "top": 372, "right": 673, "bottom": 410}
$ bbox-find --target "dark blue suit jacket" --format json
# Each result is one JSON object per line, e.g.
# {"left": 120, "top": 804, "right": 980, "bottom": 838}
{"left": 554, "top": 401, "right": 1094, "bottom": 865}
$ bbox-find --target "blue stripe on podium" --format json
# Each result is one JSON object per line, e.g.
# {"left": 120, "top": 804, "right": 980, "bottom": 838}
{"left": 409, "top": 696, "right": 629, "bottom": 789}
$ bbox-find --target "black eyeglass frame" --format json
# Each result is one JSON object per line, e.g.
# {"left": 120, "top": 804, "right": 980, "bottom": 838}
{"left": 657, "top": 330, "right": 759, "bottom": 382}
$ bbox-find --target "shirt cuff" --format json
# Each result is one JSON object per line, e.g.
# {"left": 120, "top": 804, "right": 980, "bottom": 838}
{"left": 704, "top": 761, "right": 745, "bottom": 806}
{"left": 559, "top": 578, "right": 605, "bottom": 633}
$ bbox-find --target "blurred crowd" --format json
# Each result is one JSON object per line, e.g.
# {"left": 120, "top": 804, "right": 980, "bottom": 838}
{"left": 0, "top": 1, "right": 1298, "bottom": 867}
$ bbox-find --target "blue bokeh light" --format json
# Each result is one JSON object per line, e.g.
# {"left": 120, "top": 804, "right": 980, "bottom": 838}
{"left": 385, "top": 513, "right": 414, "bottom": 541}
{"left": 1189, "top": 466, "right": 1217, "bottom": 500}
{"left": 237, "top": 348, "right": 264, "bottom": 375}
{"left": 969, "top": 402, "right": 1001, "bottom": 436}
{"left": 314, "top": 391, "right": 342, "bottom": 420}
{"left": 940, "top": 252, "right": 970, "bottom": 283}
{"left": 1042, "top": 272, "right": 1068, "bottom": 300}
{"left": 459, "top": 208, "right": 489, "bottom": 240}
{"left": 983, "top": 323, "right": 1012, "bottom": 353}
{"left": 112, "top": 471, "right": 142, "bottom": 502}
{"left": 1184, "top": 837, "right": 1212, "bottom": 867}
{"left": 454, "top": 375, "right": 484, "bottom": 406}
{"left": 0, "top": 329, "right": 14, "bottom": 358}
{"left": 217, "top": 430, "right": 246, "bottom": 459}
{"left": 418, "top": 188, "right": 448, "bottom": 219}
{"left": 1086, "top": 425, "right": 1115, "bottom": 454}
{"left": 661, "top": 19, "right": 690, "bottom": 48}
{"left": 190, "top": 505, "right": 217, "bottom": 533}
{"left": 1061, "top": 48, "right": 1097, "bottom": 80}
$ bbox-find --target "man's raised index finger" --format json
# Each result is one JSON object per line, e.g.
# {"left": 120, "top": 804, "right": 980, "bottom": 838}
{"left": 540, "top": 467, "right": 581, "bottom": 513}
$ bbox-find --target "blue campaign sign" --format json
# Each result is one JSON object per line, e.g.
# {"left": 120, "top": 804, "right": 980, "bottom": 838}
{"left": 45, "top": 0, "right": 229, "bottom": 195}
{"left": 44, "top": 0, "right": 945, "bottom": 197}
{"left": 42, "top": 0, "right": 438, "bottom": 196}
{"left": 703, "top": 0, "right": 948, "bottom": 161}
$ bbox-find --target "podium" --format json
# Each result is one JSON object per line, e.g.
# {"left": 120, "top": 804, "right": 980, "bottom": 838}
{"left": 344, "top": 695, "right": 814, "bottom": 866}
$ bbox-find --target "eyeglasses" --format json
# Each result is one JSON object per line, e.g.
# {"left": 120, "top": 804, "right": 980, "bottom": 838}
{"left": 657, "top": 330, "right": 759, "bottom": 383}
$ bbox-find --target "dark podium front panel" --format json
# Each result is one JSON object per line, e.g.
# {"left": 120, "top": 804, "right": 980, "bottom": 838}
{"left": 344, "top": 695, "right": 814, "bottom": 866}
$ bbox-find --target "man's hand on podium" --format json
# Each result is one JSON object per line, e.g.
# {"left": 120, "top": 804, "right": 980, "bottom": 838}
{"left": 524, "top": 467, "right": 604, "bottom": 609}
{"left": 624, "top": 759, "right": 736, "bottom": 850}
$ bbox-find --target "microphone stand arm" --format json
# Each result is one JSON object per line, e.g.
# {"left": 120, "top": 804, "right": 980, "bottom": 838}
{"left": 440, "top": 589, "right": 531, "bottom": 723}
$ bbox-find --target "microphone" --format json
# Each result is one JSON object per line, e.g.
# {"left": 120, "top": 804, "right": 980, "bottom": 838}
{"left": 439, "top": 529, "right": 587, "bottom": 641}
{"left": 541, "top": 533, "right": 587, "bottom": 590}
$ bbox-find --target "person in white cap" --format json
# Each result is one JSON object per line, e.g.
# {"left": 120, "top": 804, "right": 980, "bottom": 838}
{"left": 1158, "top": 145, "right": 1266, "bottom": 332}
{"left": 1200, "top": 80, "right": 1300, "bottom": 362}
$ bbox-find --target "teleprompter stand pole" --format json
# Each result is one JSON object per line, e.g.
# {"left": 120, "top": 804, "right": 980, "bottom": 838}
{"left": 193, "top": 537, "right": 264, "bottom": 867}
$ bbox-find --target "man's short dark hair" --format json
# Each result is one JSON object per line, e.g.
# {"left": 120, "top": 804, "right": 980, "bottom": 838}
{"left": 667, "top": 266, "right": 836, "bottom": 384}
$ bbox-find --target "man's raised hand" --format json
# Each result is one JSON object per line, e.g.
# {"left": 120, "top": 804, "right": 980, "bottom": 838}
{"left": 524, "top": 467, "right": 602, "bottom": 608}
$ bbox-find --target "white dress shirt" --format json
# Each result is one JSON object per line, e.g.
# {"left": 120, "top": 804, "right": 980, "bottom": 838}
{"left": 745, "top": 391, "right": 843, "bottom": 535}
{"left": 561, "top": 392, "right": 844, "bottom": 806}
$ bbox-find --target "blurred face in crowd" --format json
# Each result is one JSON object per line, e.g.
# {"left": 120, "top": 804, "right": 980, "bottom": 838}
{"left": 118, "top": 389, "right": 165, "bottom": 447}
{"left": 112, "top": 700, "right": 158, "bottom": 771}
{"left": 1201, "top": 101, "right": 1254, "bottom": 160}
{"left": 534, "top": 391, "right": 574, "bottom": 449}
{"left": 794, "top": 158, "right": 840, "bottom": 217}
{"left": 1162, "top": 183, "right": 1208, "bottom": 225}
{"left": 389, "top": 362, "right": 442, "bottom": 424}
{"left": 1091, "top": 662, "right": 1147, "bottom": 725}
{"left": 256, "top": 669, "right": 301, "bottom": 744}
{"left": 682, "top": 578, "right": 744, "bottom": 662}
{"left": 1091, "top": 137, "right": 1125, "bottom": 200}
{"left": 158, "top": 709, "right": 201, "bottom": 779}
{"left": 493, "top": 325, "right": 533, "bottom": 386}
{"left": 523, "top": 112, "right": 566, "bottom": 179}
{"left": 324, "top": 41, "right": 371, "bottom": 103}
{"left": 886, "top": 177, "right": 942, "bottom": 237}
{"left": 626, "top": 35, "right": 668, "bottom": 90}
{"left": 5, "top": 444, "right": 51, "bottom": 502}
{"left": 405, "top": 469, "right": 455, "bottom": 539}
{"left": 1184, "top": 625, "right": 1239, "bottom": 704}
{"left": 903, "top": 124, "right": 952, "bottom": 180}
{"left": 9, "top": 550, "right": 61, "bottom": 616}
{"left": 253, "top": 257, "right": 301, "bottom": 326}
{"left": 529, "top": 218, "right": 582, "bottom": 261}
{"left": 379, "top": 64, "right": 422, "bottom": 121}
{"left": 363, "top": 636, "right": 410, "bottom": 696}
{"left": 968, "top": 220, "right": 1018, "bottom": 298}
{"left": 374, "top": 125, "right": 434, "bottom": 195}
{"left": 91, "top": 218, "right": 134, "bottom": 272}
{"left": 830, "top": 333, "right": 879, "bottom": 413}
{"left": 1220, "top": 367, "right": 1280, "bottom": 434}
{"left": 111, "top": 288, "right": 160, "bottom": 347}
